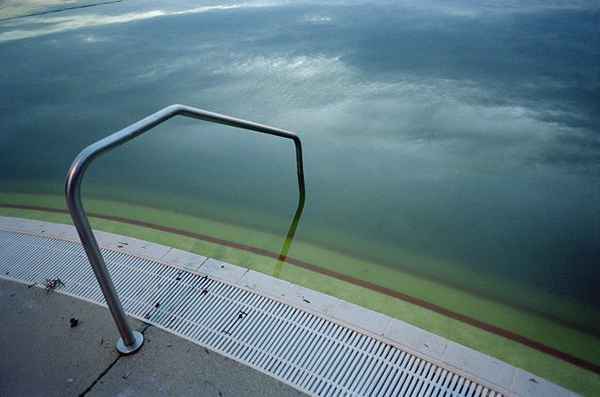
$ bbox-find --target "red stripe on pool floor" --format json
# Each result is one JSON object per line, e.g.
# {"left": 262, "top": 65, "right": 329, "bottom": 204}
{"left": 1, "top": 203, "right": 599, "bottom": 375}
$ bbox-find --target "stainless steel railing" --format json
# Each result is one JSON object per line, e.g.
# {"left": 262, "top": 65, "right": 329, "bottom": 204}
{"left": 65, "top": 104, "right": 305, "bottom": 354}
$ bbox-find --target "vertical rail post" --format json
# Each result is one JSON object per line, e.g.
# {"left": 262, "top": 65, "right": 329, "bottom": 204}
{"left": 66, "top": 149, "right": 145, "bottom": 354}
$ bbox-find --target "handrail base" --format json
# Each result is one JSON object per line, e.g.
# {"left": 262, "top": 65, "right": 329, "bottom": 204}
{"left": 116, "top": 331, "right": 144, "bottom": 355}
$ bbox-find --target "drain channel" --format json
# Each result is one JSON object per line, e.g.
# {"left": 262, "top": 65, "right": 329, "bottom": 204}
{"left": 0, "top": 230, "right": 502, "bottom": 397}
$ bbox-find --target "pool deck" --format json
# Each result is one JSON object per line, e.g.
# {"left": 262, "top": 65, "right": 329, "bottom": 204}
{"left": 0, "top": 216, "right": 577, "bottom": 396}
{"left": 0, "top": 278, "right": 304, "bottom": 397}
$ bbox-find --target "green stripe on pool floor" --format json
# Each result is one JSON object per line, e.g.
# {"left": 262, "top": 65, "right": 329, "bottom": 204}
{"left": 1, "top": 193, "right": 599, "bottom": 396}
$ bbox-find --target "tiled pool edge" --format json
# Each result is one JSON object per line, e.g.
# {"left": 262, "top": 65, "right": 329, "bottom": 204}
{"left": 0, "top": 216, "right": 576, "bottom": 397}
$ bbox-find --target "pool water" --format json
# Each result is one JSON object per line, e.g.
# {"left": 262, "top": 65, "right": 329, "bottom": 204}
{"left": 1, "top": 0, "right": 599, "bottom": 393}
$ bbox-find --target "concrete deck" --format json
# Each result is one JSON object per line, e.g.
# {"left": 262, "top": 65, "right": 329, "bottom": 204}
{"left": 0, "top": 278, "right": 305, "bottom": 397}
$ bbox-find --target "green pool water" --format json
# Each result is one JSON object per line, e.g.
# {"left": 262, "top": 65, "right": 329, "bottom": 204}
{"left": 1, "top": 1, "right": 600, "bottom": 394}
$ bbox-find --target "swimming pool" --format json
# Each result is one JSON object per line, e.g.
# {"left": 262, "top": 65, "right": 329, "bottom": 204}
{"left": 1, "top": 1, "right": 599, "bottom": 394}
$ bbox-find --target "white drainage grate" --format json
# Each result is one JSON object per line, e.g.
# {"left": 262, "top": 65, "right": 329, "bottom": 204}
{"left": 0, "top": 230, "right": 502, "bottom": 397}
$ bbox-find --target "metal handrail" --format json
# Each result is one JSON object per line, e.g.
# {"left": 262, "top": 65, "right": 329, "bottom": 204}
{"left": 65, "top": 104, "right": 306, "bottom": 354}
